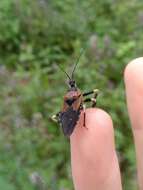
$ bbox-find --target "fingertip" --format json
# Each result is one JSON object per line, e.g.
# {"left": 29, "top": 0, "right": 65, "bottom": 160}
{"left": 124, "top": 57, "right": 143, "bottom": 130}
{"left": 70, "top": 108, "right": 115, "bottom": 165}
{"left": 86, "top": 108, "right": 113, "bottom": 130}
{"left": 70, "top": 108, "right": 113, "bottom": 141}
{"left": 124, "top": 57, "right": 143, "bottom": 85}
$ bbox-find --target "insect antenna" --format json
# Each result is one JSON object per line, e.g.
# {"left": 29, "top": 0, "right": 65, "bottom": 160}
{"left": 57, "top": 64, "right": 71, "bottom": 80}
{"left": 71, "top": 47, "right": 86, "bottom": 80}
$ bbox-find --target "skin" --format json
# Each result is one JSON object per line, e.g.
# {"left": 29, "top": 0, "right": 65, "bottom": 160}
{"left": 70, "top": 57, "right": 143, "bottom": 190}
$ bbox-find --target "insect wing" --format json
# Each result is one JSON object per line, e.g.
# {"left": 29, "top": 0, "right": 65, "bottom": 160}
{"left": 60, "top": 107, "right": 80, "bottom": 137}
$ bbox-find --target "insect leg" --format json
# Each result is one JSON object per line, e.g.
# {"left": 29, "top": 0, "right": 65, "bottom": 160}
{"left": 92, "top": 89, "right": 100, "bottom": 107}
{"left": 51, "top": 112, "right": 60, "bottom": 122}
{"left": 84, "top": 98, "right": 91, "bottom": 102}
{"left": 84, "top": 98, "right": 97, "bottom": 106}
{"left": 84, "top": 89, "right": 99, "bottom": 107}
{"left": 83, "top": 89, "right": 99, "bottom": 97}
{"left": 83, "top": 104, "right": 88, "bottom": 129}
{"left": 91, "top": 97, "right": 97, "bottom": 107}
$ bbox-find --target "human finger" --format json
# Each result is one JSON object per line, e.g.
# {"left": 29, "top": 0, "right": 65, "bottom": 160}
{"left": 124, "top": 57, "right": 143, "bottom": 189}
{"left": 70, "top": 108, "right": 122, "bottom": 190}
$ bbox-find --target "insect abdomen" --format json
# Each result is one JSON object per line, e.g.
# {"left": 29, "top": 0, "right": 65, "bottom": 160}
{"left": 59, "top": 107, "right": 80, "bottom": 137}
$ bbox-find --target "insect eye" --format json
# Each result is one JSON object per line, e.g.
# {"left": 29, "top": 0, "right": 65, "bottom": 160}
{"left": 66, "top": 99, "right": 76, "bottom": 106}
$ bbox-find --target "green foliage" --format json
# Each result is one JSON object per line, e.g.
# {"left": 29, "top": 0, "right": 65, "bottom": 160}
{"left": 0, "top": 0, "right": 143, "bottom": 189}
{"left": 0, "top": 177, "right": 15, "bottom": 190}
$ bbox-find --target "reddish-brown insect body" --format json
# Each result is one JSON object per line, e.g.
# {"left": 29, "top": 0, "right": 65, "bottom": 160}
{"left": 52, "top": 48, "right": 98, "bottom": 137}
{"left": 62, "top": 89, "right": 83, "bottom": 112}
{"left": 58, "top": 80, "right": 84, "bottom": 137}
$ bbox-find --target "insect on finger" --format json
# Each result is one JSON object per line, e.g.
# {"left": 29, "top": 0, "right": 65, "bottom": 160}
{"left": 52, "top": 48, "right": 99, "bottom": 137}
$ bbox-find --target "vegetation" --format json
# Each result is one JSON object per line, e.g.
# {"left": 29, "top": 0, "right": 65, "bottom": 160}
{"left": 0, "top": 0, "right": 143, "bottom": 189}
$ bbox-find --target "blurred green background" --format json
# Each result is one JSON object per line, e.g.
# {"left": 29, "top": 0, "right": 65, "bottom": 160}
{"left": 0, "top": 0, "right": 143, "bottom": 189}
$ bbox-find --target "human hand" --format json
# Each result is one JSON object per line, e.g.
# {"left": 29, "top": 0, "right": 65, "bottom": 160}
{"left": 70, "top": 58, "right": 143, "bottom": 190}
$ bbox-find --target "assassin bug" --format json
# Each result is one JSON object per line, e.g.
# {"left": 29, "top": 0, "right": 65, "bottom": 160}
{"left": 52, "top": 49, "right": 99, "bottom": 137}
